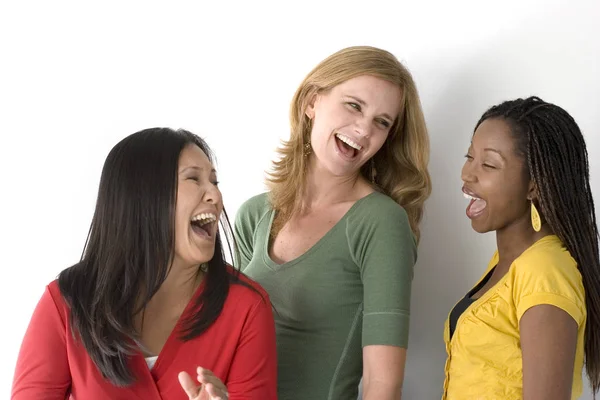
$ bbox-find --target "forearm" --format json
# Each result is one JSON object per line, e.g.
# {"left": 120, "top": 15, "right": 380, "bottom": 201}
{"left": 362, "top": 379, "right": 403, "bottom": 400}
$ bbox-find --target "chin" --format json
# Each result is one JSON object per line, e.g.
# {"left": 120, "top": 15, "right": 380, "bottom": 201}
{"left": 192, "top": 252, "right": 215, "bottom": 265}
{"left": 324, "top": 160, "right": 360, "bottom": 178}
{"left": 470, "top": 220, "right": 493, "bottom": 234}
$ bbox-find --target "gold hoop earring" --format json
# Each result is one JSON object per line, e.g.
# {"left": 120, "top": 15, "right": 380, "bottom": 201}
{"left": 531, "top": 201, "right": 541, "bottom": 232}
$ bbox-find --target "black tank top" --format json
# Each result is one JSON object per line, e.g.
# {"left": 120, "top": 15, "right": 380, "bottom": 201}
{"left": 449, "top": 267, "right": 496, "bottom": 338}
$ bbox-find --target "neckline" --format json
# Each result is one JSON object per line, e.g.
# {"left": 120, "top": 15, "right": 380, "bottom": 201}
{"left": 446, "top": 234, "right": 560, "bottom": 344}
{"left": 467, "top": 234, "right": 559, "bottom": 303}
{"left": 136, "top": 277, "right": 206, "bottom": 373}
{"left": 262, "top": 191, "right": 379, "bottom": 270}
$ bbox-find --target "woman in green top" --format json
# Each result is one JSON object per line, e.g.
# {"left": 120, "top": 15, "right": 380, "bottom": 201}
{"left": 234, "top": 46, "right": 432, "bottom": 400}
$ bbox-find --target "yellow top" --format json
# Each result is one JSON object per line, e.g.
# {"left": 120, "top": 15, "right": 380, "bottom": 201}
{"left": 442, "top": 235, "right": 586, "bottom": 399}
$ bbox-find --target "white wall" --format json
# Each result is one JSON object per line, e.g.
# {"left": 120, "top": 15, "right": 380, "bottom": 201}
{"left": 1, "top": 0, "right": 598, "bottom": 398}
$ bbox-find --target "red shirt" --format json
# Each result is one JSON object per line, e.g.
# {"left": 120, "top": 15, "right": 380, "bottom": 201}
{"left": 12, "top": 274, "right": 277, "bottom": 400}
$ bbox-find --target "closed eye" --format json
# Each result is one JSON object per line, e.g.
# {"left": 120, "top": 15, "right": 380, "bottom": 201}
{"left": 483, "top": 164, "right": 496, "bottom": 169}
{"left": 464, "top": 154, "right": 473, "bottom": 160}
{"left": 377, "top": 119, "right": 391, "bottom": 128}
{"left": 347, "top": 102, "right": 361, "bottom": 112}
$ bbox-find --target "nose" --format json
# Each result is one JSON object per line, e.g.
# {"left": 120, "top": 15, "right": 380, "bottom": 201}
{"left": 353, "top": 116, "right": 372, "bottom": 137}
{"left": 461, "top": 160, "right": 477, "bottom": 183}
{"left": 202, "top": 183, "right": 221, "bottom": 205}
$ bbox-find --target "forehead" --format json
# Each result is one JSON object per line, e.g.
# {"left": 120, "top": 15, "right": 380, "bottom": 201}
{"left": 471, "top": 118, "right": 517, "bottom": 154}
{"left": 331, "top": 75, "right": 403, "bottom": 113}
{"left": 179, "top": 144, "right": 212, "bottom": 169}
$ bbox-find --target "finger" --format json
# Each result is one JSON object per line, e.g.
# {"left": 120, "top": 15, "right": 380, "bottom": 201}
{"left": 205, "top": 383, "right": 226, "bottom": 400}
{"left": 197, "top": 367, "right": 214, "bottom": 377}
{"left": 197, "top": 374, "right": 227, "bottom": 393}
{"left": 178, "top": 371, "right": 201, "bottom": 399}
{"left": 197, "top": 368, "right": 227, "bottom": 392}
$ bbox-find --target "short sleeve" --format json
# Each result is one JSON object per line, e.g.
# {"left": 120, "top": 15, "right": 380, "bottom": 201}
{"left": 233, "top": 194, "right": 269, "bottom": 271}
{"left": 513, "top": 245, "right": 585, "bottom": 326}
{"left": 347, "top": 194, "right": 417, "bottom": 348}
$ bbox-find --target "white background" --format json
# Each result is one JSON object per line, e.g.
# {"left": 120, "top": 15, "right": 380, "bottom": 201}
{"left": 1, "top": 1, "right": 598, "bottom": 398}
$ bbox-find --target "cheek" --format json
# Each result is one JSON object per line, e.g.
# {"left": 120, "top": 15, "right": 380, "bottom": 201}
{"left": 370, "top": 132, "right": 389, "bottom": 154}
{"left": 216, "top": 196, "right": 224, "bottom": 214}
{"left": 314, "top": 103, "right": 349, "bottom": 130}
{"left": 174, "top": 191, "right": 193, "bottom": 226}
{"left": 489, "top": 183, "right": 529, "bottom": 218}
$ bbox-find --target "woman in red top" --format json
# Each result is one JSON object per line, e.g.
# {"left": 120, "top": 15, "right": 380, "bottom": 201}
{"left": 12, "top": 128, "right": 278, "bottom": 400}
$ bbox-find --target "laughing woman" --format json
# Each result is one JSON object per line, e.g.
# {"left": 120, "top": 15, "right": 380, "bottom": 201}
{"left": 235, "top": 46, "right": 431, "bottom": 399}
{"left": 444, "top": 97, "right": 600, "bottom": 399}
{"left": 12, "top": 128, "right": 277, "bottom": 400}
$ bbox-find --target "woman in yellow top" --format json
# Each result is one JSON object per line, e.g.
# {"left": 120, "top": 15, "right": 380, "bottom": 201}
{"left": 444, "top": 96, "right": 600, "bottom": 399}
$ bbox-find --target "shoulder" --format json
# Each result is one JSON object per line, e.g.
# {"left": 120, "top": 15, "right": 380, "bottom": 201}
{"left": 514, "top": 235, "right": 581, "bottom": 281}
{"left": 347, "top": 191, "right": 414, "bottom": 239}
{"left": 351, "top": 191, "right": 410, "bottom": 223}
{"left": 227, "top": 266, "right": 271, "bottom": 305}
{"left": 511, "top": 235, "right": 585, "bottom": 319}
{"left": 47, "top": 280, "right": 67, "bottom": 308}
{"left": 235, "top": 193, "right": 271, "bottom": 230}
{"left": 237, "top": 193, "right": 271, "bottom": 219}
{"left": 346, "top": 192, "right": 417, "bottom": 267}
{"left": 36, "top": 280, "right": 70, "bottom": 325}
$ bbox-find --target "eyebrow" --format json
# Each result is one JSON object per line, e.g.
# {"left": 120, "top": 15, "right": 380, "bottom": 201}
{"left": 483, "top": 148, "right": 506, "bottom": 160}
{"left": 345, "top": 95, "right": 394, "bottom": 122}
{"left": 179, "top": 166, "right": 217, "bottom": 174}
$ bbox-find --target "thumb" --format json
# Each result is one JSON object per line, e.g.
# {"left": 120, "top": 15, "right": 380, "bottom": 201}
{"left": 178, "top": 371, "right": 201, "bottom": 399}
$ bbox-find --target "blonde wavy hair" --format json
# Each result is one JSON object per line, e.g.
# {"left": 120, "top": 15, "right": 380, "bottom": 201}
{"left": 267, "top": 46, "right": 431, "bottom": 241}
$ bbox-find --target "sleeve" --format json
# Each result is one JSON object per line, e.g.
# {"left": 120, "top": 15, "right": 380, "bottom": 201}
{"left": 225, "top": 294, "right": 277, "bottom": 400}
{"left": 12, "top": 285, "right": 71, "bottom": 399}
{"left": 513, "top": 251, "right": 585, "bottom": 326}
{"left": 233, "top": 194, "right": 266, "bottom": 271}
{"left": 348, "top": 199, "right": 417, "bottom": 348}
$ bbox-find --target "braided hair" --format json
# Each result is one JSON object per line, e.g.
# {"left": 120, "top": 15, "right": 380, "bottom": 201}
{"left": 475, "top": 96, "right": 600, "bottom": 394}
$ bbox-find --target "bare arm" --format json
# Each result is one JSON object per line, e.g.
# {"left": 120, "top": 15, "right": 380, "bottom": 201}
{"left": 362, "top": 345, "right": 406, "bottom": 400}
{"left": 520, "top": 304, "right": 578, "bottom": 400}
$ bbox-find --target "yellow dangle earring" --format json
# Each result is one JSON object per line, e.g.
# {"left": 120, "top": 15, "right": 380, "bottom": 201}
{"left": 531, "top": 201, "right": 541, "bottom": 232}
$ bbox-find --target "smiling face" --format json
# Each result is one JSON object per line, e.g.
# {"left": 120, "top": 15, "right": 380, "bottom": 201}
{"left": 173, "top": 144, "right": 223, "bottom": 268}
{"left": 305, "top": 75, "right": 402, "bottom": 179}
{"left": 461, "top": 118, "right": 534, "bottom": 234}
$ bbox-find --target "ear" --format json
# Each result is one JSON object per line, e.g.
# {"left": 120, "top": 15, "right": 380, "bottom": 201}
{"left": 527, "top": 180, "right": 538, "bottom": 202}
{"left": 305, "top": 93, "right": 319, "bottom": 119}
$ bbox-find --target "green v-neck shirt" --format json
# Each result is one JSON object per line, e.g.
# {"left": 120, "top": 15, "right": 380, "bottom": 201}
{"left": 234, "top": 191, "right": 416, "bottom": 400}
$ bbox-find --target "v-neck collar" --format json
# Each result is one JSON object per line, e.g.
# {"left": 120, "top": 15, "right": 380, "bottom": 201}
{"left": 261, "top": 191, "right": 379, "bottom": 270}
{"left": 133, "top": 278, "right": 207, "bottom": 388}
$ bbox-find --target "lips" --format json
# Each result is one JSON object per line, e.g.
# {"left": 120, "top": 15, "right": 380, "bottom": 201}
{"left": 462, "top": 186, "right": 487, "bottom": 219}
{"left": 334, "top": 133, "right": 363, "bottom": 160}
{"left": 191, "top": 220, "right": 214, "bottom": 237}
{"left": 190, "top": 211, "right": 218, "bottom": 239}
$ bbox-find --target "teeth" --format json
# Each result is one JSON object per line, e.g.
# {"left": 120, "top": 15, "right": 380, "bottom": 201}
{"left": 463, "top": 193, "right": 480, "bottom": 200}
{"left": 191, "top": 213, "right": 217, "bottom": 226}
{"left": 335, "top": 133, "right": 362, "bottom": 150}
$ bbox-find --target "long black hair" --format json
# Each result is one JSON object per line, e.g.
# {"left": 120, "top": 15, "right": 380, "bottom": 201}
{"left": 58, "top": 128, "right": 243, "bottom": 386}
{"left": 476, "top": 96, "right": 600, "bottom": 394}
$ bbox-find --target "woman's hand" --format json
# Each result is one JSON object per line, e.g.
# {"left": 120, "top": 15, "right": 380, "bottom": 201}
{"left": 178, "top": 367, "right": 229, "bottom": 400}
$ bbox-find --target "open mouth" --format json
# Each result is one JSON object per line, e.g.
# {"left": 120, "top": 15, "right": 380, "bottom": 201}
{"left": 463, "top": 188, "right": 487, "bottom": 219}
{"left": 191, "top": 212, "right": 217, "bottom": 238}
{"left": 334, "top": 133, "right": 362, "bottom": 159}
